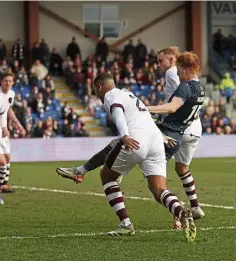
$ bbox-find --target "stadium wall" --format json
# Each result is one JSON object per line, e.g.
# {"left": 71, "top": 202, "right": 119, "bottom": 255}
{"left": 10, "top": 136, "right": 236, "bottom": 162}
{"left": 39, "top": 1, "right": 186, "bottom": 58}
{"left": 201, "top": 1, "right": 208, "bottom": 74}
{"left": 0, "top": 1, "right": 24, "bottom": 53}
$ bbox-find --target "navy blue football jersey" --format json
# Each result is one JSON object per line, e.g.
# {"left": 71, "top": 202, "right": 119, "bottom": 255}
{"left": 157, "top": 80, "right": 205, "bottom": 133}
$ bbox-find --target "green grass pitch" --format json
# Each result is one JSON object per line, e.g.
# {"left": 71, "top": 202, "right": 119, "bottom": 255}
{"left": 0, "top": 158, "right": 236, "bottom": 261}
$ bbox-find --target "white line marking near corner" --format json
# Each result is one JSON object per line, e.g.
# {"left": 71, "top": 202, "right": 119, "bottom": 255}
{"left": 12, "top": 185, "right": 236, "bottom": 210}
{"left": 0, "top": 226, "right": 236, "bottom": 240}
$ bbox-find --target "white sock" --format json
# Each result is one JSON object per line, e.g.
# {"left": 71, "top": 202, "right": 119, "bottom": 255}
{"left": 120, "top": 218, "right": 131, "bottom": 227}
{"left": 76, "top": 165, "right": 88, "bottom": 175}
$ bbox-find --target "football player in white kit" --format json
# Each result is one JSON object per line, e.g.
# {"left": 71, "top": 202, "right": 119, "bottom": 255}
{"left": 0, "top": 72, "right": 26, "bottom": 200}
{"left": 91, "top": 72, "right": 196, "bottom": 240}
{"left": 57, "top": 48, "right": 205, "bottom": 224}
{"left": 156, "top": 47, "right": 205, "bottom": 227}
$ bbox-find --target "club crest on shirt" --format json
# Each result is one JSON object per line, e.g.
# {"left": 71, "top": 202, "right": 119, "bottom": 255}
{"left": 8, "top": 97, "right": 12, "bottom": 104}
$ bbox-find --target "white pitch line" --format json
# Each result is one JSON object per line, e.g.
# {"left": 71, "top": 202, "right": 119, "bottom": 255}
{"left": 12, "top": 185, "right": 236, "bottom": 210}
{"left": 0, "top": 226, "right": 236, "bottom": 240}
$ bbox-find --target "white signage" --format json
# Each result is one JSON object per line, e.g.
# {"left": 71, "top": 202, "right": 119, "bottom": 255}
{"left": 9, "top": 136, "right": 236, "bottom": 162}
{"left": 211, "top": 2, "right": 236, "bottom": 26}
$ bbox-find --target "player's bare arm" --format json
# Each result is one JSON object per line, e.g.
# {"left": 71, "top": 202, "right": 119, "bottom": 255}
{"left": 8, "top": 107, "right": 26, "bottom": 137}
{"left": 147, "top": 97, "right": 184, "bottom": 114}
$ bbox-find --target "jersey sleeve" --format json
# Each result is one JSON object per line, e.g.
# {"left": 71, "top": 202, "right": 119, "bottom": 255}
{"left": 165, "top": 70, "right": 180, "bottom": 101}
{"left": 173, "top": 83, "right": 192, "bottom": 103}
{"left": 111, "top": 106, "right": 129, "bottom": 137}
{"left": 104, "top": 91, "right": 124, "bottom": 115}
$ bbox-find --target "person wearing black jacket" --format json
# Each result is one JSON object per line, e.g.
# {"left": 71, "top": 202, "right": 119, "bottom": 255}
{"left": 122, "top": 39, "right": 135, "bottom": 62}
{"left": 0, "top": 39, "right": 7, "bottom": 61}
{"left": 96, "top": 37, "right": 109, "bottom": 63}
{"left": 66, "top": 37, "right": 81, "bottom": 61}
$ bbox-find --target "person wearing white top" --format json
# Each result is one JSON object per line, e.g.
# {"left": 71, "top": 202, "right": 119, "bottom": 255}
{"left": 0, "top": 72, "right": 26, "bottom": 196}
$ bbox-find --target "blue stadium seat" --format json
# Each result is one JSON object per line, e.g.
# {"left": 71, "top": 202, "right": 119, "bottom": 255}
{"left": 47, "top": 104, "right": 54, "bottom": 111}
{"left": 131, "top": 84, "right": 139, "bottom": 92}
{"left": 134, "top": 90, "right": 144, "bottom": 97}
{"left": 100, "top": 115, "right": 107, "bottom": 126}
{"left": 140, "top": 84, "right": 150, "bottom": 91}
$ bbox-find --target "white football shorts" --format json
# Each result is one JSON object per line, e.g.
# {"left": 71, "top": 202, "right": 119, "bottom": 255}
{"left": 106, "top": 131, "right": 166, "bottom": 178}
{"left": 175, "top": 134, "right": 200, "bottom": 165}
{"left": 0, "top": 137, "right": 10, "bottom": 155}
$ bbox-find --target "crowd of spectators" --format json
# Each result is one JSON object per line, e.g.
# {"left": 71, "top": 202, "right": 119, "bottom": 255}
{"left": 0, "top": 35, "right": 236, "bottom": 138}
{"left": 201, "top": 97, "right": 236, "bottom": 135}
{"left": 63, "top": 38, "right": 166, "bottom": 117}
{"left": 0, "top": 38, "right": 88, "bottom": 138}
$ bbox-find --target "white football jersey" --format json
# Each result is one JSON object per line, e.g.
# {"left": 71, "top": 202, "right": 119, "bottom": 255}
{"left": 165, "top": 66, "right": 202, "bottom": 137}
{"left": 0, "top": 89, "right": 15, "bottom": 130}
{"left": 165, "top": 66, "right": 180, "bottom": 102}
{"left": 104, "top": 88, "right": 158, "bottom": 136}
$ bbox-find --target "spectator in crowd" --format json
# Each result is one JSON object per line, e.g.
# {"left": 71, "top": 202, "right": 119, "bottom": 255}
{"left": 49, "top": 47, "right": 63, "bottom": 76}
{"left": 122, "top": 39, "right": 135, "bottom": 63}
{"left": 36, "top": 92, "right": 46, "bottom": 114}
{"left": 64, "top": 123, "right": 77, "bottom": 137}
{"left": 34, "top": 120, "right": 44, "bottom": 138}
{"left": 12, "top": 60, "right": 20, "bottom": 74}
{"left": 0, "top": 39, "right": 7, "bottom": 61}
{"left": 67, "top": 107, "right": 78, "bottom": 124}
{"left": 135, "top": 39, "right": 147, "bottom": 68}
{"left": 32, "top": 41, "right": 43, "bottom": 63}
{"left": 62, "top": 56, "right": 72, "bottom": 73}
{"left": 96, "top": 37, "right": 109, "bottom": 63}
{"left": 148, "top": 49, "right": 158, "bottom": 65}
{"left": 42, "top": 75, "right": 55, "bottom": 94}
{"left": 61, "top": 101, "right": 71, "bottom": 120}
{"left": 66, "top": 37, "right": 81, "bottom": 61}
{"left": 73, "top": 67, "right": 85, "bottom": 92}
{"left": 25, "top": 123, "right": 33, "bottom": 138}
{"left": 39, "top": 38, "right": 50, "bottom": 66}
{"left": 12, "top": 38, "right": 24, "bottom": 66}
{"left": 43, "top": 126, "right": 56, "bottom": 139}
{"left": 24, "top": 107, "right": 34, "bottom": 126}
{"left": 13, "top": 93, "right": 25, "bottom": 125}
{"left": 77, "top": 117, "right": 89, "bottom": 137}
{"left": 213, "top": 29, "right": 223, "bottom": 54}
{"left": 31, "top": 59, "right": 48, "bottom": 80}
{"left": 15, "top": 66, "right": 28, "bottom": 85}
{"left": 219, "top": 73, "right": 235, "bottom": 103}
{"left": 0, "top": 60, "right": 9, "bottom": 76}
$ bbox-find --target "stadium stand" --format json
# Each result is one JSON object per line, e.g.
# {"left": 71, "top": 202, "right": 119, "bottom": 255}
{"left": 1, "top": 35, "right": 236, "bottom": 138}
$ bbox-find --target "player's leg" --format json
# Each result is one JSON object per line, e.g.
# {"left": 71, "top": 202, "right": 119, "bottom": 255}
{"left": 0, "top": 138, "right": 15, "bottom": 193}
{"left": 56, "top": 138, "right": 118, "bottom": 183}
{"left": 101, "top": 140, "right": 138, "bottom": 236}
{"left": 1, "top": 154, "right": 15, "bottom": 193}
{"left": 175, "top": 135, "right": 205, "bottom": 220}
{"left": 141, "top": 136, "right": 196, "bottom": 242}
{"left": 0, "top": 143, "right": 7, "bottom": 204}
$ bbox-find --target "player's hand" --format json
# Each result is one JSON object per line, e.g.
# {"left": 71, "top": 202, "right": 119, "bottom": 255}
{"left": 121, "top": 135, "right": 140, "bottom": 150}
{"left": 18, "top": 128, "right": 26, "bottom": 137}
{"left": 2, "top": 127, "right": 10, "bottom": 138}
{"left": 163, "top": 134, "right": 177, "bottom": 148}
